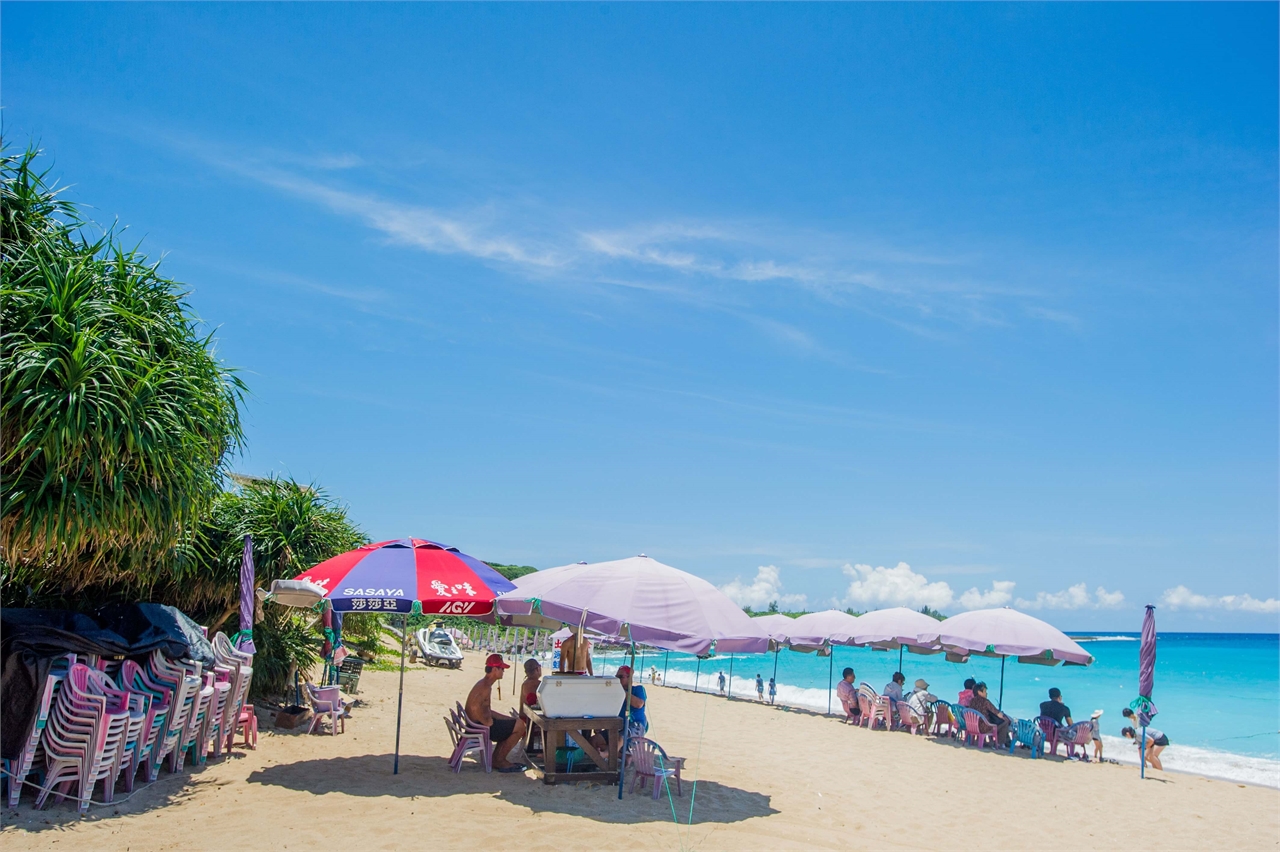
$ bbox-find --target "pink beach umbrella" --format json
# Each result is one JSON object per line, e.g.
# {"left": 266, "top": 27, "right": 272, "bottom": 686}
{"left": 752, "top": 613, "right": 800, "bottom": 644}
{"left": 496, "top": 555, "right": 771, "bottom": 656}
{"left": 917, "top": 606, "right": 1094, "bottom": 709}
{"left": 788, "top": 609, "right": 862, "bottom": 647}
{"left": 788, "top": 609, "right": 863, "bottom": 714}
{"left": 850, "top": 606, "right": 945, "bottom": 670}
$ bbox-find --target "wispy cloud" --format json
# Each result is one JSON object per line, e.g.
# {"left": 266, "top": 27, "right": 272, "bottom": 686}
{"left": 172, "top": 134, "right": 1083, "bottom": 349}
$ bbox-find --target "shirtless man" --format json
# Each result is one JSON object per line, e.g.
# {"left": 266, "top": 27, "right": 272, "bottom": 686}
{"left": 558, "top": 628, "right": 594, "bottom": 675}
{"left": 465, "top": 653, "right": 528, "bottom": 772}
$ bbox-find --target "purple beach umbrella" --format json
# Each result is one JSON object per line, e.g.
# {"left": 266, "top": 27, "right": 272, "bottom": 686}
{"left": 235, "top": 534, "right": 257, "bottom": 654}
{"left": 1135, "top": 604, "right": 1158, "bottom": 778}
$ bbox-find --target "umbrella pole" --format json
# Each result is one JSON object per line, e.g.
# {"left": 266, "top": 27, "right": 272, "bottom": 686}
{"left": 393, "top": 613, "right": 408, "bottom": 775}
{"left": 827, "top": 645, "right": 834, "bottom": 715}
{"left": 998, "top": 655, "right": 1006, "bottom": 711}
{"left": 663, "top": 651, "right": 669, "bottom": 686}
{"left": 694, "top": 657, "right": 701, "bottom": 693}
{"left": 618, "top": 636, "right": 637, "bottom": 800}
{"left": 898, "top": 645, "right": 903, "bottom": 671}
{"left": 727, "top": 653, "right": 735, "bottom": 700}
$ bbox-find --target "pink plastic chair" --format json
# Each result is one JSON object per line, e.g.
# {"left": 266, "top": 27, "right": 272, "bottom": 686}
{"left": 932, "top": 702, "right": 960, "bottom": 738}
{"left": 305, "top": 684, "right": 347, "bottom": 735}
{"left": 1060, "top": 721, "right": 1093, "bottom": 759}
{"left": 961, "top": 708, "right": 997, "bottom": 749}
{"left": 36, "top": 663, "right": 131, "bottom": 813}
{"left": 1037, "top": 716, "right": 1063, "bottom": 757}
{"left": 5, "top": 655, "right": 74, "bottom": 807}
{"left": 896, "top": 702, "right": 926, "bottom": 735}
{"left": 857, "top": 684, "right": 890, "bottom": 730}
{"left": 449, "top": 704, "right": 493, "bottom": 773}
{"left": 626, "top": 737, "right": 685, "bottom": 799}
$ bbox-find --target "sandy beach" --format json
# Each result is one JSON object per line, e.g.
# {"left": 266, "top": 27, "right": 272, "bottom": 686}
{"left": 4, "top": 649, "right": 1277, "bottom": 851}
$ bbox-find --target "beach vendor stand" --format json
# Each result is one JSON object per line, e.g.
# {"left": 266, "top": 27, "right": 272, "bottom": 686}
{"left": 270, "top": 538, "right": 515, "bottom": 774}
{"left": 496, "top": 555, "right": 771, "bottom": 797}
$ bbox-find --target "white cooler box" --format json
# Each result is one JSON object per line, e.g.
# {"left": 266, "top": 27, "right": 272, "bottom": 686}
{"left": 537, "top": 675, "right": 624, "bottom": 719}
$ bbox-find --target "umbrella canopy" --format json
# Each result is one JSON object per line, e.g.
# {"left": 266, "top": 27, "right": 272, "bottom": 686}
{"left": 850, "top": 607, "right": 942, "bottom": 653}
{"left": 496, "top": 555, "right": 771, "bottom": 655}
{"left": 788, "top": 609, "right": 862, "bottom": 647}
{"left": 751, "top": 613, "right": 800, "bottom": 643}
{"left": 277, "top": 538, "right": 515, "bottom": 614}
{"left": 919, "top": 607, "right": 1093, "bottom": 665}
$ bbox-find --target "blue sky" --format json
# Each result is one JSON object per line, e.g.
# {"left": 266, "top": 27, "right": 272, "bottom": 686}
{"left": 4, "top": 3, "right": 1277, "bottom": 630}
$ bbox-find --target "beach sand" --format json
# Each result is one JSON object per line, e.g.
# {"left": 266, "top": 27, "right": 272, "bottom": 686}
{"left": 4, "top": 649, "right": 1277, "bottom": 851}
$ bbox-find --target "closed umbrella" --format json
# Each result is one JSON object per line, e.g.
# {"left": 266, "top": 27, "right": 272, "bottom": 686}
{"left": 232, "top": 535, "right": 257, "bottom": 654}
{"left": 1133, "top": 604, "right": 1158, "bottom": 779}
{"left": 918, "top": 607, "right": 1094, "bottom": 709}
{"left": 272, "top": 538, "right": 515, "bottom": 774}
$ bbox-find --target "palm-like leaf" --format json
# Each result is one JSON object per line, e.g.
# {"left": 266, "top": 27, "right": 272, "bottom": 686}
{"left": 2, "top": 145, "right": 245, "bottom": 598}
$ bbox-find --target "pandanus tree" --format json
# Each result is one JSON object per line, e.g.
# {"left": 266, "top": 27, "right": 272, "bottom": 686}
{"left": 173, "top": 475, "right": 369, "bottom": 697}
{"left": 1, "top": 145, "right": 245, "bottom": 606}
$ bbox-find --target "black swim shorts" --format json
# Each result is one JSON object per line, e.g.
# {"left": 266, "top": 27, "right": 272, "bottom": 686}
{"left": 490, "top": 716, "right": 517, "bottom": 742}
{"left": 1152, "top": 734, "right": 1169, "bottom": 747}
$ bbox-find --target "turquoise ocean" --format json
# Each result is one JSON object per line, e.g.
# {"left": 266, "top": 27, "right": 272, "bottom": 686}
{"left": 592, "top": 632, "right": 1280, "bottom": 788}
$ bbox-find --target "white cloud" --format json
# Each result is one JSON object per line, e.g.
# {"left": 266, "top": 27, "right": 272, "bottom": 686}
{"left": 959, "top": 580, "right": 1016, "bottom": 609}
{"left": 1161, "top": 585, "right": 1280, "bottom": 614}
{"left": 720, "top": 565, "right": 807, "bottom": 610}
{"left": 1015, "top": 583, "right": 1126, "bottom": 611}
{"left": 838, "top": 563, "right": 1019, "bottom": 612}
{"left": 841, "top": 562, "right": 954, "bottom": 610}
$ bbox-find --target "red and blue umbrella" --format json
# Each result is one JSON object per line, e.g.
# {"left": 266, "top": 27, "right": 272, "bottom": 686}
{"left": 278, "top": 538, "right": 516, "bottom": 776}
{"left": 296, "top": 538, "right": 515, "bottom": 615}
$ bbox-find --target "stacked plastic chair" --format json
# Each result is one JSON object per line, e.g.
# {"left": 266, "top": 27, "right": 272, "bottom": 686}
{"left": 193, "top": 667, "right": 233, "bottom": 764}
{"left": 211, "top": 633, "right": 255, "bottom": 753}
{"left": 147, "top": 651, "right": 208, "bottom": 774}
{"left": 4, "top": 654, "right": 75, "bottom": 808}
{"left": 118, "top": 660, "right": 172, "bottom": 790}
{"left": 36, "top": 663, "right": 134, "bottom": 813}
{"left": 139, "top": 650, "right": 201, "bottom": 780}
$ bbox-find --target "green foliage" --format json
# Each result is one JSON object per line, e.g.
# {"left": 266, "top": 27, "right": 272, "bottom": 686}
{"left": 1, "top": 145, "right": 244, "bottom": 604}
{"left": 919, "top": 605, "right": 947, "bottom": 621}
{"left": 180, "top": 475, "right": 367, "bottom": 699}
{"left": 766, "top": 600, "right": 780, "bottom": 614}
{"left": 488, "top": 562, "right": 537, "bottom": 582}
{"left": 250, "top": 607, "right": 321, "bottom": 699}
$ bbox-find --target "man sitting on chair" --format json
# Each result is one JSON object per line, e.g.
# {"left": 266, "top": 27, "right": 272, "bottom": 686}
{"left": 836, "top": 667, "right": 860, "bottom": 724}
{"left": 465, "top": 653, "right": 528, "bottom": 772}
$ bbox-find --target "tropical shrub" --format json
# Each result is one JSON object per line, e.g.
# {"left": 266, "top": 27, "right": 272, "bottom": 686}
{"left": 1, "top": 146, "right": 244, "bottom": 606}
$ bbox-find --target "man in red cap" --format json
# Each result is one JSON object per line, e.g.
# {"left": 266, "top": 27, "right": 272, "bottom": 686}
{"left": 465, "top": 653, "right": 527, "bottom": 772}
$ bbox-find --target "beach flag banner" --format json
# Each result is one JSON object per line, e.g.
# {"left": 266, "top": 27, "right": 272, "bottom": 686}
{"left": 293, "top": 538, "right": 515, "bottom": 614}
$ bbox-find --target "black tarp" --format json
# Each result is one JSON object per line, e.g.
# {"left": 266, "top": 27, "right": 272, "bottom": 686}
{"left": 1, "top": 604, "right": 214, "bottom": 760}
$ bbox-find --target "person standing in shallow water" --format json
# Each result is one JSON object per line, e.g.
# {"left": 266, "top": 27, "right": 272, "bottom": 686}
{"left": 768, "top": 677, "right": 777, "bottom": 705}
{"left": 756, "top": 674, "right": 764, "bottom": 701}
{"left": 718, "top": 671, "right": 726, "bottom": 695}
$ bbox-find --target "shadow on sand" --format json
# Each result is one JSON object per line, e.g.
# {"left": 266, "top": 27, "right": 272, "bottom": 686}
{"left": 2, "top": 752, "right": 254, "bottom": 833}
{"left": 246, "top": 753, "right": 778, "bottom": 824}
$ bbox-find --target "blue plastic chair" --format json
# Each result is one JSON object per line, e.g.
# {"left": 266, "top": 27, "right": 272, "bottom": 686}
{"left": 1009, "top": 717, "right": 1044, "bottom": 758}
